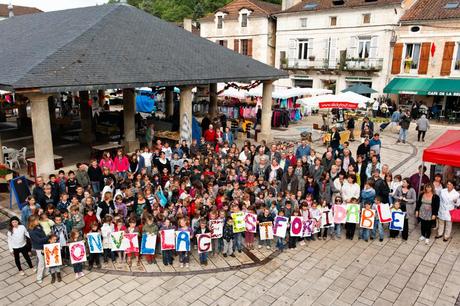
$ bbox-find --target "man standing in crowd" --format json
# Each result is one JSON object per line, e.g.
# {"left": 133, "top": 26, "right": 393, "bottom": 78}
{"left": 295, "top": 140, "right": 311, "bottom": 160}
{"left": 397, "top": 109, "right": 411, "bottom": 144}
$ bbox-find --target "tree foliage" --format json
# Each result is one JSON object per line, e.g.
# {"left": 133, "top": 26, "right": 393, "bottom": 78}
{"left": 108, "top": 0, "right": 281, "bottom": 22}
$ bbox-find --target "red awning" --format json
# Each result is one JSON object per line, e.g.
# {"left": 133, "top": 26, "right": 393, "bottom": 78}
{"left": 422, "top": 130, "right": 460, "bottom": 167}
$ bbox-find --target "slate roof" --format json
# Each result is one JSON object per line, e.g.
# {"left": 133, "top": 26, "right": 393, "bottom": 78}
{"left": 400, "top": 0, "right": 460, "bottom": 22}
{"left": 278, "top": 0, "right": 402, "bottom": 14}
{"left": 200, "top": 0, "right": 281, "bottom": 22}
{"left": 0, "top": 4, "right": 42, "bottom": 17}
{"left": 0, "top": 4, "right": 287, "bottom": 93}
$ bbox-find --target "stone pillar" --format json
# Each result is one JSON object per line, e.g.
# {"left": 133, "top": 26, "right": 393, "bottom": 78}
{"left": 209, "top": 83, "right": 218, "bottom": 119}
{"left": 180, "top": 86, "right": 193, "bottom": 145}
{"left": 79, "top": 91, "right": 95, "bottom": 144}
{"left": 29, "top": 93, "right": 55, "bottom": 176}
{"left": 258, "top": 80, "right": 273, "bottom": 143}
{"left": 165, "top": 87, "right": 174, "bottom": 116}
{"left": 122, "top": 88, "right": 139, "bottom": 153}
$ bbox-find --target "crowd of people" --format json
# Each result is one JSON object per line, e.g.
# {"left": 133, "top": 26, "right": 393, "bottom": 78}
{"left": 6, "top": 121, "right": 460, "bottom": 285}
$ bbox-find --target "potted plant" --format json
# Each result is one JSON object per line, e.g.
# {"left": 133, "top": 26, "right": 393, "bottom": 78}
{"left": 0, "top": 164, "right": 15, "bottom": 192}
{"left": 280, "top": 57, "right": 288, "bottom": 69}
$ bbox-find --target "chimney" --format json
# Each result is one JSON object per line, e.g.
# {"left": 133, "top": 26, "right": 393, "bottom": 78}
{"left": 183, "top": 18, "right": 193, "bottom": 32}
{"left": 282, "top": 0, "right": 303, "bottom": 10}
{"left": 8, "top": 1, "right": 14, "bottom": 18}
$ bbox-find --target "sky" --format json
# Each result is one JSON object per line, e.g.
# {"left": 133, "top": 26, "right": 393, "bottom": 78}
{"left": 0, "top": 0, "right": 110, "bottom": 12}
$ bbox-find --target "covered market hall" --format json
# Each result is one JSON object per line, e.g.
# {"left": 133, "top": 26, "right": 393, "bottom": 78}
{"left": 0, "top": 4, "right": 287, "bottom": 177}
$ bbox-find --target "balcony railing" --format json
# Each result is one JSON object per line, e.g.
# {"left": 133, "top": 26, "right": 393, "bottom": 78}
{"left": 344, "top": 58, "right": 383, "bottom": 71}
{"left": 284, "top": 57, "right": 383, "bottom": 72}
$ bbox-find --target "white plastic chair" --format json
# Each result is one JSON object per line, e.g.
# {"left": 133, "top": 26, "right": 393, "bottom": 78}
{"left": 5, "top": 150, "right": 20, "bottom": 169}
{"left": 18, "top": 147, "right": 27, "bottom": 165}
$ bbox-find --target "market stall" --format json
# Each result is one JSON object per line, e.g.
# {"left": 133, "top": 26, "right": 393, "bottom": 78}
{"left": 421, "top": 130, "right": 460, "bottom": 192}
{"left": 298, "top": 92, "right": 370, "bottom": 145}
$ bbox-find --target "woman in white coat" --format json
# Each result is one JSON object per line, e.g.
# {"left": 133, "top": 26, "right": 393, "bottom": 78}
{"left": 436, "top": 180, "right": 460, "bottom": 241}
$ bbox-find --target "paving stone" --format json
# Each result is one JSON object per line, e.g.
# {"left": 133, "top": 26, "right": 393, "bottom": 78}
{"left": 360, "top": 288, "right": 380, "bottom": 301}
{"left": 314, "top": 288, "right": 340, "bottom": 305}
{"left": 379, "top": 288, "right": 399, "bottom": 303}
{"left": 339, "top": 287, "right": 363, "bottom": 304}
{"left": 394, "top": 287, "right": 420, "bottom": 306}
{"left": 419, "top": 285, "right": 441, "bottom": 302}
{"left": 407, "top": 272, "right": 430, "bottom": 291}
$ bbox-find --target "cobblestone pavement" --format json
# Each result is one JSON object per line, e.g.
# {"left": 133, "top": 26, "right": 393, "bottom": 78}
{"left": 1, "top": 119, "right": 460, "bottom": 305}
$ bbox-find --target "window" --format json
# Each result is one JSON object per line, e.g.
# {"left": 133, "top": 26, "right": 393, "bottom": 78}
{"left": 404, "top": 43, "right": 421, "bottom": 71}
{"left": 241, "top": 13, "right": 248, "bottom": 27}
{"left": 304, "top": 3, "right": 318, "bottom": 10}
{"left": 217, "top": 40, "right": 227, "bottom": 47}
{"left": 455, "top": 43, "right": 460, "bottom": 70}
{"left": 217, "top": 16, "right": 223, "bottom": 29}
{"left": 332, "top": 0, "right": 344, "bottom": 5}
{"left": 358, "top": 38, "right": 371, "bottom": 59}
{"left": 363, "top": 14, "right": 371, "bottom": 24}
{"left": 300, "top": 18, "right": 307, "bottom": 28}
{"left": 241, "top": 39, "right": 249, "bottom": 56}
{"left": 445, "top": 2, "right": 460, "bottom": 9}
{"left": 298, "top": 39, "right": 309, "bottom": 60}
{"left": 330, "top": 16, "right": 337, "bottom": 26}
{"left": 410, "top": 26, "right": 421, "bottom": 33}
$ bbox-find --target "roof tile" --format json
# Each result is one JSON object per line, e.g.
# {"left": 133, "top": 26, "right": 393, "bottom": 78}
{"left": 0, "top": 4, "right": 42, "bottom": 17}
{"left": 400, "top": 0, "right": 460, "bottom": 22}
{"left": 279, "top": 0, "right": 402, "bottom": 14}
{"left": 200, "top": 0, "right": 280, "bottom": 22}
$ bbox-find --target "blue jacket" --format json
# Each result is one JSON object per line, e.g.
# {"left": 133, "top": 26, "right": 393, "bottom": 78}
{"left": 21, "top": 204, "right": 41, "bottom": 227}
{"left": 391, "top": 111, "right": 401, "bottom": 123}
{"left": 296, "top": 145, "right": 311, "bottom": 159}
{"left": 223, "top": 132, "right": 234, "bottom": 146}
{"left": 29, "top": 225, "right": 48, "bottom": 250}
{"left": 361, "top": 188, "right": 376, "bottom": 204}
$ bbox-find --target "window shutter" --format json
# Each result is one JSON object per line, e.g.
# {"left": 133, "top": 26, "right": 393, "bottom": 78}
{"left": 329, "top": 38, "right": 338, "bottom": 68}
{"left": 288, "top": 39, "right": 297, "bottom": 60}
{"left": 418, "top": 42, "right": 431, "bottom": 75}
{"left": 391, "top": 43, "right": 403, "bottom": 74}
{"left": 223, "top": 40, "right": 228, "bottom": 48}
{"left": 306, "top": 38, "right": 312, "bottom": 54}
{"left": 347, "top": 36, "right": 358, "bottom": 58}
{"left": 247, "top": 39, "right": 253, "bottom": 57}
{"left": 369, "top": 36, "right": 378, "bottom": 58}
{"left": 234, "top": 39, "right": 240, "bottom": 53}
{"left": 440, "top": 41, "right": 455, "bottom": 76}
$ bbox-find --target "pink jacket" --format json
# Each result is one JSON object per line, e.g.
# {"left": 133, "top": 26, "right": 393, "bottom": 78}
{"left": 99, "top": 158, "right": 115, "bottom": 173}
{"left": 113, "top": 156, "right": 129, "bottom": 172}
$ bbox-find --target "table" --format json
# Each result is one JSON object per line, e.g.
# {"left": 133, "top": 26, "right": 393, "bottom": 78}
{"left": 91, "top": 142, "right": 124, "bottom": 158}
{"left": 26, "top": 155, "right": 63, "bottom": 177}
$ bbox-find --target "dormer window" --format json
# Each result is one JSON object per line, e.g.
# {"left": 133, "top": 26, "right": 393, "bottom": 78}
{"left": 239, "top": 9, "right": 251, "bottom": 28}
{"left": 330, "top": 16, "right": 337, "bottom": 26}
{"left": 241, "top": 13, "right": 248, "bottom": 27}
{"left": 363, "top": 13, "right": 371, "bottom": 24}
{"left": 217, "top": 15, "right": 223, "bottom": 29}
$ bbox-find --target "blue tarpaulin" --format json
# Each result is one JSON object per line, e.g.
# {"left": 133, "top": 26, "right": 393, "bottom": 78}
{"left": 192, "top": 116, "right": 201, "bottom": 141}
{"left": 136, "top": 90, "right": 156, "bottom": 113}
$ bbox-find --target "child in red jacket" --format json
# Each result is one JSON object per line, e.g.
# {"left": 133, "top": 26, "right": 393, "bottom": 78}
{"left": 83, "top": 208, "right": 98, "bottom": 235}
